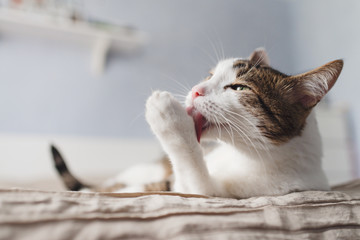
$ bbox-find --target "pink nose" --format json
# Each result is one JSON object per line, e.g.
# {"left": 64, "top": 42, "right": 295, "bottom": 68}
{"left": 192, "top": 86, "right": 205, "bottom": 100}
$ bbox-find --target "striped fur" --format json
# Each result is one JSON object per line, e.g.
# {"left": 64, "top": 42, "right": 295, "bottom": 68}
{"left": 230, "top": 58, "right": 343, "bottom": 144}
{"left": 51, "top": 145, "right": 173, "bottom": 192}
{"left": 51, "top": 145, "right": 88, "bottom": 191}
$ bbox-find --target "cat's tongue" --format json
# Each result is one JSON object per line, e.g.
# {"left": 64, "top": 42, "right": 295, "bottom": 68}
{"left": 186, "top": 106, "right": 205, "bottom": 142}
{"left": 193, "top": 112, "right": 204, "bottom": 142}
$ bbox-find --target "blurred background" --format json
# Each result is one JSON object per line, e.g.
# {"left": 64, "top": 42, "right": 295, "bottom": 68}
{"left": 0, "top": 0, "right": 358, "bottom": 190}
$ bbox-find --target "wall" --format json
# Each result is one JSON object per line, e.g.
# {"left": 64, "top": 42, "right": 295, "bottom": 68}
{"left": 290, "top": 0, "right": 360, "bottom": 174}
{"left": 0, "top": 0, "right": 294, "bottom": 138}
{"left": 0, "top": 0, "right": 357, "bottom": 187}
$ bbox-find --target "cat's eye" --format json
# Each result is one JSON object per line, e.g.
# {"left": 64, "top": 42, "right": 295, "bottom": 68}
{"left": 234, "top": 62, "right": 246, "bottom": 68}
{"left": 229, "top": 84, "right": 251, "bottom": 91}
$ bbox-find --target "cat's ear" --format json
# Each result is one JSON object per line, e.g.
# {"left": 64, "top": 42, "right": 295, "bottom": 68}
{"left": 285, "top": 59, "right": 343, "bottom": 109}
{"left": 249, "top": 48, "right": 270, "bottom": 66}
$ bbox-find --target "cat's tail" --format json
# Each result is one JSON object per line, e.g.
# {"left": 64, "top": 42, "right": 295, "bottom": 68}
{"left": 50, "top": 144, "right": 89, "bottom": 191}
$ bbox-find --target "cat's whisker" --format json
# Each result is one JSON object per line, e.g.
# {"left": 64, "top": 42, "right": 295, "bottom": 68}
{"left": 244, "top": 46, "right": 276, "bottom": 79}
{"left": 213, "top": 119, "right": 222, "bottom": 140}
{"left": 207, "top": 36, "right": 222, "bottom": 63}
{"left": 219, "top": 105, "right": 258, "bottom": 133}
{"left": 215, "top": 111, "right": 236, "bottom": 145}
{"left": 199, "top": 31, "right": 221, "bottom": 65}
{"left": 171, "top": 85, "right": 188, "bottom": 94}
{"left": 172, "top": 93, "right": 188, "bottom": 100}
{"left": 224, "top": 110, "right": 274, "bottom": 162}
{"left": 209, "top": 104, "right": 239, "bottom": 144}
{"left": 224, "top": 110, "right": 265, "bottom": 141}
{"left": 228, "top": 117, "right": 271, "bottom": 156}
{"left": 225, "top": 119, "right": 269, "bottom": 178}
{"left": 239, "top": 49, "right": 270, "bottom": 81}
{"left": 217, "top": 111, "right": 257, "bottom": 152}
{"left": 129, "top": 111, "right": 145, "bottom": 126}
{"left": 210, "top": 114, "right": 223, "bottom": 139}
{"left": 207, "top": 105, "right": 236, "bottom": 143}
{"left": 218, "top": 121, "right": 234, "bottom": 144}
{"left": 198, "top": 45, "right": 218, "bottom": 65}
{"left": 212, "top": 106, "right": 270, "bottom": 175}
{"left": 213, "top": 31, "right": 226, "bottom": 61}
{"left": 222, "top": 108, "right": 269, "bottom": 144}
{"left": 226, "top": 116, "right": 273, "bottom": 170}
{"left": 225, "top": 120, "right": 236, "bottom": 145}
{"left": 161, "top": 74, "right": 191, "bottom": 94}
{"left": 211, "top": 112, "right": 235, "bottom": 144}
{"left": 220, "top": 40, "right": 225, "bottom": 61}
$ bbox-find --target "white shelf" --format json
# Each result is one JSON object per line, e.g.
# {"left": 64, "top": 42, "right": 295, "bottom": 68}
{"left": 0, "top": 8, "right": 147, "bottom": 75}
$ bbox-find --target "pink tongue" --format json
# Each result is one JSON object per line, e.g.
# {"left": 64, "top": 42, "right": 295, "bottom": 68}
{"left": 193, "top": 112, "right": 204, "bottom": 143}
{"left": 186, "top": 106, "right": 204, "bottom": 143}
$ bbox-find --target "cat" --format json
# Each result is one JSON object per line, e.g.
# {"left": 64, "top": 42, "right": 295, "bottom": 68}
{"left": 51, "top": 48, "right": 343, "bottom": 198}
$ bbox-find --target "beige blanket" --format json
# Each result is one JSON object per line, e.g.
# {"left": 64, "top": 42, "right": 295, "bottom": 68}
{"left": 1, "top": 180, "right": 360, "bottom": 240}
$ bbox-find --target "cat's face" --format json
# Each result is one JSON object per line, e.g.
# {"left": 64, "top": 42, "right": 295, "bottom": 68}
{"left": 186, "top": 49, "right": 343, "bottom": 148}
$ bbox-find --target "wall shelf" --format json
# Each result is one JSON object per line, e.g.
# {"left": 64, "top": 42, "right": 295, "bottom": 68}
{"left": 0, "top": 8, "right": 147, "bottom": 75}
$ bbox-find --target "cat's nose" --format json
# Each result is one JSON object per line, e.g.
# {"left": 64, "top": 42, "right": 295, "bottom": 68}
{"left": 192, "top": 86, "right": 205, "bottom": 99}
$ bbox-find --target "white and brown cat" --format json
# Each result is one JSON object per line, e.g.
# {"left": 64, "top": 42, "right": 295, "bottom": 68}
{"left": 52, "top": 48, "right": 343, "bottom": 198}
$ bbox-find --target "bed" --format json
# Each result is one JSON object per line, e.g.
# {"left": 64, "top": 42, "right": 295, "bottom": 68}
{"left": 1, "top": 179, "right": 360, "bottom": 240}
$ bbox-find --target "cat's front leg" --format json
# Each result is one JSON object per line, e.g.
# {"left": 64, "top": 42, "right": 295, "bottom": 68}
{"left": 145, "top": 91, "right": 216, "bottom": 195}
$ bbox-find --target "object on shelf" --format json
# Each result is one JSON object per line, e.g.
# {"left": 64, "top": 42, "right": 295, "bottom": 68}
{"left": 0, "top": 1, "right": 147, "bottom": 75}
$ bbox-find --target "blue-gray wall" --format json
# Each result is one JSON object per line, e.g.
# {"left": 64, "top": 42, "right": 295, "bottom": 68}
{"left": 290, "top": 0, "right": 360, "bottom": 159}
{"left": 0, "top": 0, "right": 294, "bottom": 138}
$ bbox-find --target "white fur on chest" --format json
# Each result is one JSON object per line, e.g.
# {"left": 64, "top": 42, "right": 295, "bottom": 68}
{"left": 202, "top": 112, "right": 329, "bottom": 198}
{"left": 205, "top": 142, "right": 256, "bottom": 180}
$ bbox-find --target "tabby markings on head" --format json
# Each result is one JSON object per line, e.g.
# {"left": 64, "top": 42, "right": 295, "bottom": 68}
{"left": 230, "top": 58, "right": 343, "bottom": 145}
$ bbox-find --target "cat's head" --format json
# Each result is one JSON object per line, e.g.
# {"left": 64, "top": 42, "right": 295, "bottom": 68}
{"left": 186, "top": 48, "right": 343, "bottom": 147}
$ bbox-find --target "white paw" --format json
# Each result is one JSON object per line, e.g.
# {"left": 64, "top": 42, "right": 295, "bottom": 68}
{"left": 145, "top": 91, "right": 196, "bottom": 141}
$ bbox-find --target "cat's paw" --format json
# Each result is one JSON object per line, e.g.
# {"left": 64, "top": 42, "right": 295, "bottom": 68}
{"left": 146, "top": 91, "right": 196, "bottom": 141}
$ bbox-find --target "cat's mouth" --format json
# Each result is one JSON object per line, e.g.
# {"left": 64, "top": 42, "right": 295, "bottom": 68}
{"left": 186, "top": 106, "right": 210, "bottom": 142}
